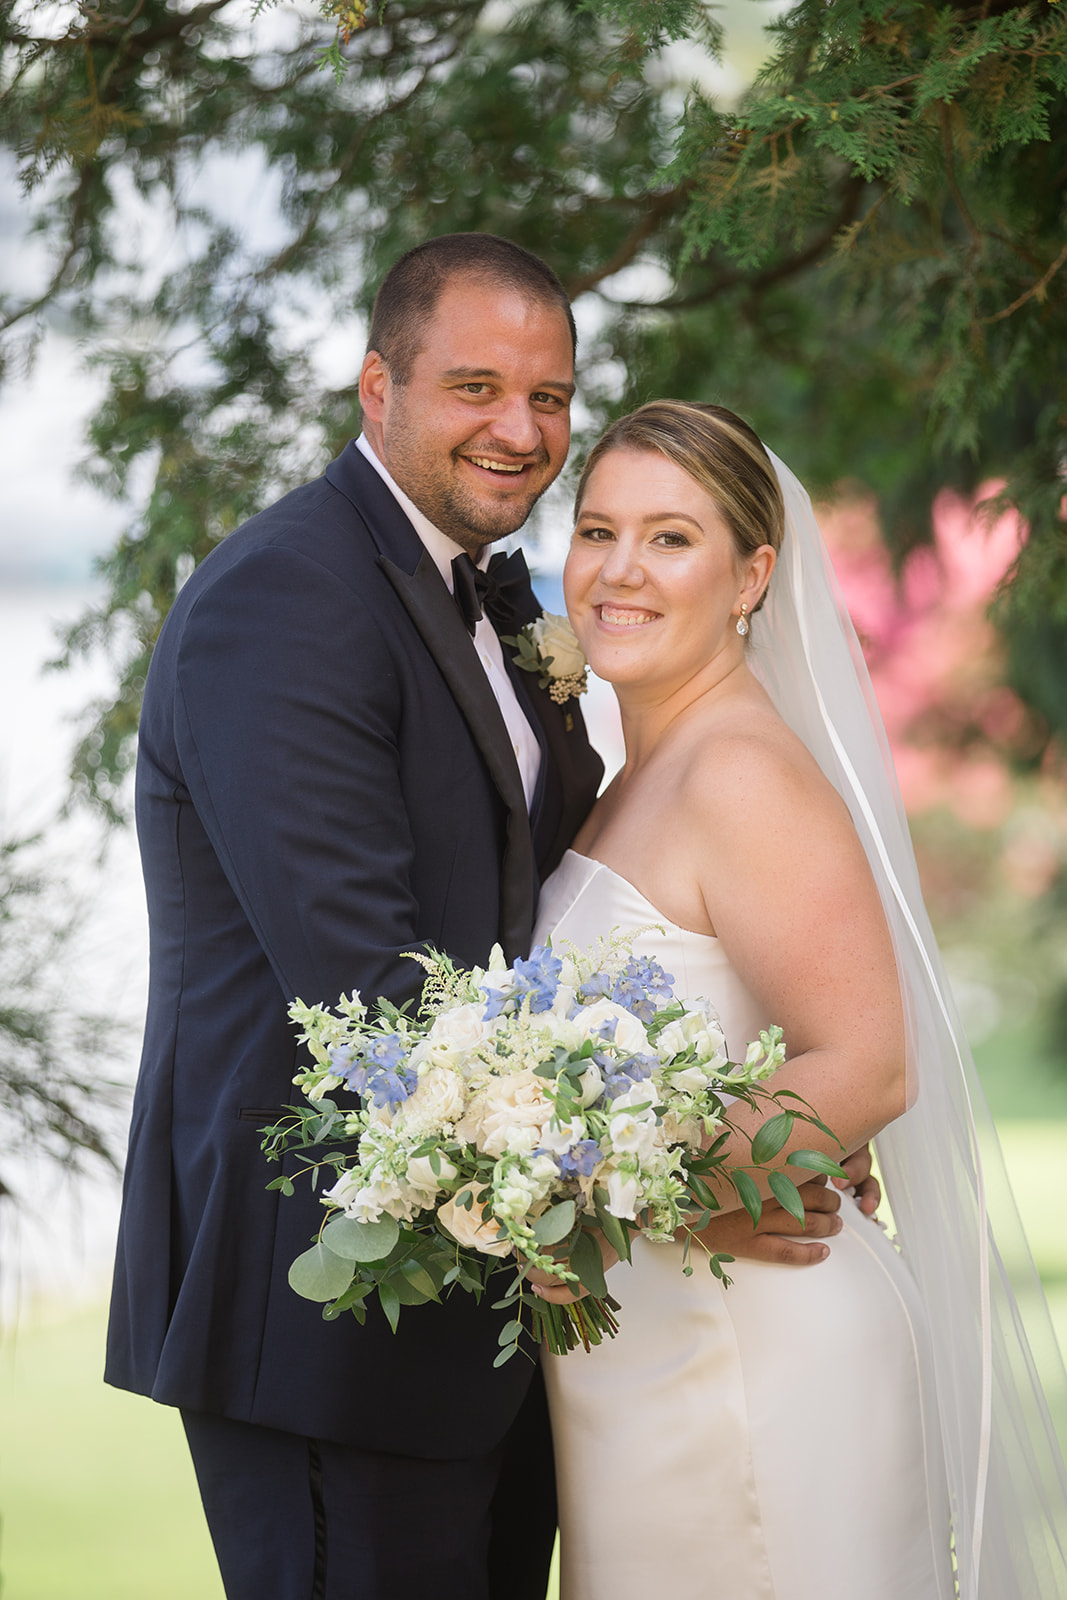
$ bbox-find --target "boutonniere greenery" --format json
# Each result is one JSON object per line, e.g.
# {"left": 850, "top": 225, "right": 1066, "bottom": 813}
{"left": 501, "top": 613, "right": 589, "bottom": 707}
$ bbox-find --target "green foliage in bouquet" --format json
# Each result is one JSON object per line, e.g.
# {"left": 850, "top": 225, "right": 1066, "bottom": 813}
{"left": 260, "top": 937, "right": 845, "bottom": 1361}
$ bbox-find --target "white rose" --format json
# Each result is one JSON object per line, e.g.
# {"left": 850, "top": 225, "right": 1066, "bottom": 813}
{"left": 437, "top": 1187, "right": 512, "bottom": 1255}
{"left": 574, "top": 998, "right": 649, "bottom": 1059}
{"left": 395, "top": 1065, "right": 467, "bottom": 1138}
{"left": 531, "top": 613, "right": 586, "bottom": 679}
{"left": 604, "top": 1169, "right": 641, "bottom": 1220}
{"left": 527, "top": 1010, "right": 585, "bottom": 1054}
{"left": 470, "top": 1069, "right": 553, "bottom": 1159}
{"left": 405, "top": 1153, "right": 458, "bottom": 1196}
{"left": 660, "top": 1110, "right": 707, "bottom": 1151}
{"left": 428, "top": 1003, "right": 497, "bottom": 1053}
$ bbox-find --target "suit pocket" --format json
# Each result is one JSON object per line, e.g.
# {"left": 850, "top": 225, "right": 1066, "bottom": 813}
{"left": 238, "top": 1107, "right": 285, "bottom": 1126}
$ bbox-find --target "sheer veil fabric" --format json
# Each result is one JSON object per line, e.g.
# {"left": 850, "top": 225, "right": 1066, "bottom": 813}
{"left": 751, "top": 452, "right": 1067, "bottom": 1595}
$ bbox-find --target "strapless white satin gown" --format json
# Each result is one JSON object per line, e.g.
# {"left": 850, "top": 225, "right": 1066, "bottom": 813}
{"left": 534, "top": 851, "right": 955, "bottom": 1600}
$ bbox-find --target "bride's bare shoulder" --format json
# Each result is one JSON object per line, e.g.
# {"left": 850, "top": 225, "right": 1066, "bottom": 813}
{"left": 680, "top": 696, "right": 849, "bottom": 837}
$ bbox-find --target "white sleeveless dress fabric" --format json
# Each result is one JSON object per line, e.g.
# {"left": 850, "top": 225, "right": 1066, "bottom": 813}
{"left": 534, "top": 850, "right": 956, "bottom": 1600}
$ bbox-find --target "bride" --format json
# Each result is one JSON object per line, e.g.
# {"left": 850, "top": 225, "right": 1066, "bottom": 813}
{"left": 530, "top": 401, "right": 1067, "bottom": 1599}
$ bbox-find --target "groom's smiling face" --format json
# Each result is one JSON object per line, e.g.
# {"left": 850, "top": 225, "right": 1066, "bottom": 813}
{"left": 359, "top": 277, "right": 575, "bottom": 556}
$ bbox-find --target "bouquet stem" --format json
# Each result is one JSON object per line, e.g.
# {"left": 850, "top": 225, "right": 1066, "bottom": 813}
{"left": 529, "top": 1293, "right": 622, "bottom": 1355}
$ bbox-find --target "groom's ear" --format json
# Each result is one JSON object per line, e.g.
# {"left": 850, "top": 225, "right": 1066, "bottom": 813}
{"left": 359, "top": 350, "right": 389, "bottom": 420}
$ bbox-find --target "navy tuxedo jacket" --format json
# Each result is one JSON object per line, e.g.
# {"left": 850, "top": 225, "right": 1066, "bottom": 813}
{"left": 105, "top": 443, "right": 603, "bottom": 1455}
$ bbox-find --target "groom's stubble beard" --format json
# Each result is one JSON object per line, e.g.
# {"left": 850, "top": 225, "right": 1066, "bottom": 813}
{"left": 383, "top": 398, "right": 566, "bottom": 556}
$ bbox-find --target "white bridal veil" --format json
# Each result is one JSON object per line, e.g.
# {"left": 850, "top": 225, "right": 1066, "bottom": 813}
{"left": 749, "top": 451, "right": 1067, "bottom": 1596}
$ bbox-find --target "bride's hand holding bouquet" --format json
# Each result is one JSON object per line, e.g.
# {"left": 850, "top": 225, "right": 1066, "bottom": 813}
{"left": 261, "top": 933, "right": 846, "bottom": 1362}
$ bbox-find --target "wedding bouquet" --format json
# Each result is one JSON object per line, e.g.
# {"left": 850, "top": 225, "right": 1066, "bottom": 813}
{"left": 261, "top": 935, "right": 843, "bottom": 1361}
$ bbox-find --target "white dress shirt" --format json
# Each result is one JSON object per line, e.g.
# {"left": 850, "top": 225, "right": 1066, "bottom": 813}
{"left": 355, "top": 434, "right": 542, "bottom": 810}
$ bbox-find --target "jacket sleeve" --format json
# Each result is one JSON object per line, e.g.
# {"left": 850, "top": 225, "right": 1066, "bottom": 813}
{"left": 173, "top": 542, "right": 427, "bottom": 1010}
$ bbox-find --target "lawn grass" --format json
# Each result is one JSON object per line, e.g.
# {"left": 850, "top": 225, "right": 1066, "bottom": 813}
{"left": 2, "top": 1123, "right": 1065, "bottom": 1599}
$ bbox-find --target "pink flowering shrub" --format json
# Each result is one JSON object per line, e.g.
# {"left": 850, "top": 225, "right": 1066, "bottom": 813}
{"left": 820, "top": 488, "right": 1064, "bottom": 900}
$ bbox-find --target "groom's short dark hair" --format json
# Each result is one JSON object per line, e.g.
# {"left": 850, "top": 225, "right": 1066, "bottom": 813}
{"left": 368, "top": 233, "right": 577, "bottom": 383}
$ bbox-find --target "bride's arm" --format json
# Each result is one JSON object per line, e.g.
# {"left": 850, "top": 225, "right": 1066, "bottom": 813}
{"left": 687, "top": 729, "right": 908, "bottom": 1194}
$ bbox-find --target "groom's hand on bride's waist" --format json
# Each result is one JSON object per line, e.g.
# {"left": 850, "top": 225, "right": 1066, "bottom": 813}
{"left": 691, "top": 1146, "right": 881, "bottom": 1268}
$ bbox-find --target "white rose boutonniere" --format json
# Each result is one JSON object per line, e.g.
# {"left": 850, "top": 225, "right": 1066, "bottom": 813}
{"left": 501, "top": 612, "right": 588, "bottom": 708}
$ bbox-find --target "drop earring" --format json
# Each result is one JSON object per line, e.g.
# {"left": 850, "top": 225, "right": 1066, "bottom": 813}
{"left": 736, "top": 603, "right": 749, "bottom": 638}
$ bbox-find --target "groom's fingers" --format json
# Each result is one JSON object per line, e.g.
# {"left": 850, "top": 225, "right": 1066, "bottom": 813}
{"left": 834, "top": 1144, "right": 882, "bottom": 1217}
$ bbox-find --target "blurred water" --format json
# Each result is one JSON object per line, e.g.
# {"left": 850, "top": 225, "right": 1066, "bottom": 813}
{"left": 0, "top": 582, "right": 147, "bottom": 1326}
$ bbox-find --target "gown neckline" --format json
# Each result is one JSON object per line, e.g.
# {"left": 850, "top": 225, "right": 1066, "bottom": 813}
{"left": 558, "top": 848, "right": 721, "bottom": 945}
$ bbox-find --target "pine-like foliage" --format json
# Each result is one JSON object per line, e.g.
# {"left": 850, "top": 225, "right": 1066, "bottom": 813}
{"left": 1, "top": 0, "right": 1065, "bottom": 810}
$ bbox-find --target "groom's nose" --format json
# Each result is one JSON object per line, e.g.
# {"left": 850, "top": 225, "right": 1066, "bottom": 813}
{"left": 484, "top": 394, "right": 544, "bottom": 457}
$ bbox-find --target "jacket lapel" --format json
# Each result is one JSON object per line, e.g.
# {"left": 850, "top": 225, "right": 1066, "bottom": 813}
{"left": 325, "top": 444, "right": 536, "bottom": 958}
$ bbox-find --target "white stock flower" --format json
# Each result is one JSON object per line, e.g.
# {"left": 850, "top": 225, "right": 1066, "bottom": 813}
{"left": 324, "top": 1170, "right": 400, "bottom": 1223}
{"left": 531, "top": 613, "right": 586, "bottom": 679}
{"left": 668, "top": 1064, "right": 713, "bottom": 1097}
{"left": 656, "top": 1001, "right": 727, "bottom": 1065}
{"left": 437, "top": 1187, "right": 512, "bottom": 1256}
{"left": 576, "top": 1058, "right": 605, "bottom": 1108}
{"left": 305, "top": 1072, "right": 343, "bottom": 1102}
{"left": 574, "top": 998, "right": 649, "bottom": 1058}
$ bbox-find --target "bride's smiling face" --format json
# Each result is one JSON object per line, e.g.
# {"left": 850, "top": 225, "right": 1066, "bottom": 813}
{"left": 565, "top": 448, "right": 772, "bottom": 692}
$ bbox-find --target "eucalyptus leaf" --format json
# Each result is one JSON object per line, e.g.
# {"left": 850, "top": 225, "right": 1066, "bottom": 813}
{"left": 532, "top": 1200, "right": 576, "bottom": 1247}
{"left": 288, "top": 1242, "right": 355, "bottom": 1303}
{"left": 493, "top": 1345, "right": 519, "bottom": 1367}
{"left": 322, "top": 1215, "right": 400, "bottom": 1263}
{"left": 498, "top": 1319, "right": 524, "bottom": 1346}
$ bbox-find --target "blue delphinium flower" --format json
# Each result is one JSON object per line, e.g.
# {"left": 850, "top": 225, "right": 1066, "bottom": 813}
{"left": 333, "top": 1032, "right": 416, "bottom": 1105}
{"left": 512, "top": 946, "right": 563, "bottom": 1013}
{"left": 559, "top": 1139, "right": 603, "bottom": 1177}
{"left": 602, "top": 1052, "right": 659, "bottom": 1100}
{"left": 609, "top": 957, "right": 675, "bottom": 1023}
{"left": 481, "top": 945, "right": 563, "bottom": 1017}
{"left": 577, "top": 970, "right": 613, "bottom": 1005}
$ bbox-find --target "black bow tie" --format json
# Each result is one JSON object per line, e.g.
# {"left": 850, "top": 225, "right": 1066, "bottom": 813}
{"left": 451, "top": 549, "right": 531, "bottom": 636}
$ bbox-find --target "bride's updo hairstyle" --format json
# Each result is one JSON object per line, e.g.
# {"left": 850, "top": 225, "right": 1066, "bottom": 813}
{"left": 574, "top": 400, "right": 784, "bottom": 613}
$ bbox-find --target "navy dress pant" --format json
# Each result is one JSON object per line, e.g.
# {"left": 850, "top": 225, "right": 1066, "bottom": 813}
{"left": 182, "top": 1366, "right": 557, "bottom": 1600}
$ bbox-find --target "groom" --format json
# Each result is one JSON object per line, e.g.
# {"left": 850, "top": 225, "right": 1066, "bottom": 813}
{"left": 106, "top": 232, "right": 866, "bottom": 1600}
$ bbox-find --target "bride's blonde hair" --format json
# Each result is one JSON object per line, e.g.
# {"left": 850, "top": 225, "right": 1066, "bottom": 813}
{"left": 574, "top": 401, "right": 784, "bottom": 612}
